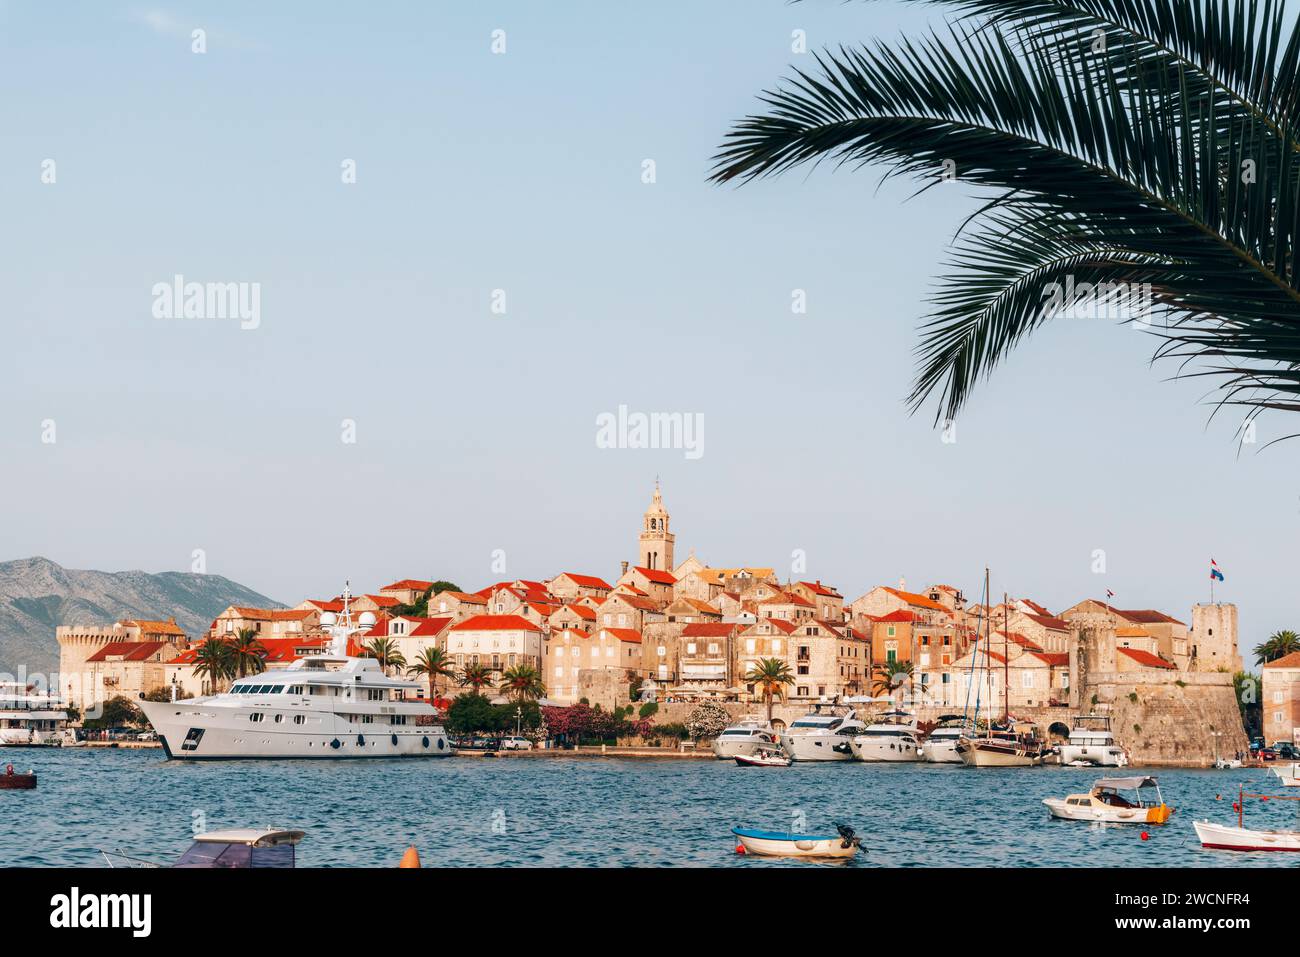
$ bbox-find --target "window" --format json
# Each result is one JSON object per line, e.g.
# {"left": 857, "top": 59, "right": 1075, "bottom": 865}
{"left": 1022, "top": 672, "right": 1034, "bottom": 689}
{"left": 686, "top": 643, "right": 697, "bottom": 655}
{"left": 249, "top": 713, "right": 264, "bottom": 723}
{"left": 293, "top": 715, "right": 304, "bottom": 725}
{"left": 746, "top": 639, "right": 756, "bottom": 654}
{"left": 887, "top": 625, "right": 896, "bottom": 637}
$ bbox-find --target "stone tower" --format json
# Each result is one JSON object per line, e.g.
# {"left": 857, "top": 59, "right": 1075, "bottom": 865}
{"left": 1189, "top": 603, "right": 1242, "bottom": 673}
{"left": 638, "top": 481, "right": 675, "bottom": 572}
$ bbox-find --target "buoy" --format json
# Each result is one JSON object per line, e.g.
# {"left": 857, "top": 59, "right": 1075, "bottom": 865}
{"left": 399, "top": 845, "right": 421, "bottom": 868}
{"left": 1140, "top": 831, "right": 1149, "bottom": 841}
{"left": 735, "top": 843, "right": 746, "bottom": 855}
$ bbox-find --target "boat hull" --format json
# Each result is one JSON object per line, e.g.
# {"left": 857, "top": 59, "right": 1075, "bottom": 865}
{"left": 712, "top": 734, "right": 777, "bottom": 759}
{"left": 920, "top": 736, "right": 963, "bottom": 763}
{"left": 1059, "top": 744, "right": 1128, "bottom": 767}
{"left": 956, "top": 736, "right": 1042, "bottom": 767}
{"left": 0, "top": 774, "right": 36, "bottom": 789}
{"left": 734, "top": 753, "right": 791, "bottom": 768}
{"left": 1271, "top": 763, "right": 1300, "bottom": 787}
{"left": 732, "top": 828, "right": 857, "bottom": 859}
{"left": 779, "top": 734, "right": 855, "bottom": 762}
{"left": 139, "top": 700, "right": 454, "bottom": 760}
{"left": 1194, "top": 820, "right": 1300, "bottom": 852}
{"left": 850, "top": 737, "right": 922, "bottom": 762}
{"left": 1044, "top": 799, "right": 1173, "bottom": 825}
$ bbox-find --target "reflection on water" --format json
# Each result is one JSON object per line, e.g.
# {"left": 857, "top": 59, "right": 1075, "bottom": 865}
{"left": 2, "top": 749, "right": 1297, "bottom": 867}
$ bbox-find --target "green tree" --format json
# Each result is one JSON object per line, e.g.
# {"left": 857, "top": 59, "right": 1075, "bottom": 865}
{"left": 872, "top": 661, "right": 914, "bottom": 699}
{"left": 391, "top": 581, "right": 463, "bottom": 617}
{"left": 458, "top": 662, "right": 496, "bottom": 693}
{"left": 192, "top": 638, "right": 234, "bottom": 693}
{"left": 229, "top": 628, "right": 268, "bottom": 679}
{"left": 1234, "top": 671, "right": 1262, "bottom": 739}
{"left": 498, "top": 664, "right": 546, "bottom": 702}
{"left": 365, "top": 636, "right": 406, "bottom": 674}
{"left": 713, "top": 0, "right": 1300, "bottom": 426}
{"left": 445, "top": 693, "right": 497, "bottom": 735}
{"left": 407, "top": 647, "right": 456, "bottom": 700}
{"left": 1253, "top": 630, "right": 1300, "bottom": 665}
{"left": 83, "top": 695, "right": 144, "bottom": 731}
{"left": 744, "top": 657, "right": 796, "bottom": 725}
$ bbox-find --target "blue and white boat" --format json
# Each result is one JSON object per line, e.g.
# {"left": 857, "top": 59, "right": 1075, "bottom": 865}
{"left": 732, "top": 824, "right": 861, "bottom": 859}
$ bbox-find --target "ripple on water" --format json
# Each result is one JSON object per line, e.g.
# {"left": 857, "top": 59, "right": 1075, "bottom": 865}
{"left": 2, "top": 750, "right": 1298, "bottom": 867}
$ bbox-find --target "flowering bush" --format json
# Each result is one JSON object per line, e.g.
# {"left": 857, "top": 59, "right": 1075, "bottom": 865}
{"left": 684, "top": 702, "right": 731, "bottom": 741}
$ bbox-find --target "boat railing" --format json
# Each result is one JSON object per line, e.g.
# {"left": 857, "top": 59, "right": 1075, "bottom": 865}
{"left": 99, "top": 849, "right": 163, "bottom": 869}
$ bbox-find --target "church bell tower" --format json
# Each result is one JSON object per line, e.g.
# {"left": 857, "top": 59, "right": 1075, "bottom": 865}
{"left": 638, "top": 480, "right": 675, "bottom": 571}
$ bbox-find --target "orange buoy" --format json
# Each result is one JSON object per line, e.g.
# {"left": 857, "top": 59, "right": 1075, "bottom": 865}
{"left": 398, "top": 845, "right": 421, "bottom": 868}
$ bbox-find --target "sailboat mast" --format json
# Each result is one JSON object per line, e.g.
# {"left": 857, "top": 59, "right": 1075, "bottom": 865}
{"left": 1003, "top": 592, "right": 1010, "bottom": 722}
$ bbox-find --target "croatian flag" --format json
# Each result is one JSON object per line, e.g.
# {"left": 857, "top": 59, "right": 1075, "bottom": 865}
{"left": 1210, "top": 559, "right": 1225, "bottom": 582}
{"left": 1106, "top": 589, "right": 1115, "bottom": 599}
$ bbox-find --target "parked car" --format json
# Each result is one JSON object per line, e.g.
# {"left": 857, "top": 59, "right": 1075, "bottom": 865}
{"left": 1272, "top": 742, "right": 1299, "bottom": 760}
{"left": 500, "top": 736, "right": 533, "bottom": 751}
{"left": 1258, "top": 747, "right": 1278, "bottom": 762}
{"left": 136, "top": 730, "right": 158, "bottom": 742}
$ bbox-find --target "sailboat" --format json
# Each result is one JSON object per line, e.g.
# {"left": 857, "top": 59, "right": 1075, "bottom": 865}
{"left": 955, "top": 575, "right": 1044, "bottom": 768}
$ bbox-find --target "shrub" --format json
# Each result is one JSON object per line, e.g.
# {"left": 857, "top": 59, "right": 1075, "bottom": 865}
{"left": 638, "top": 701, "right": 659, "bottom": 719}
{"left": 684, "top": 702, "right": 731, "bottom": 740}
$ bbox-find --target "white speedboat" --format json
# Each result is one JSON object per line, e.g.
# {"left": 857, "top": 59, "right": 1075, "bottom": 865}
{"left": 920, "top": 715, "right": 967, "bottom": 764}
{"left": 735, "top": 746, "right": 792, "bottom": 768}
{"left": 778, "top": 705, "right": 865, "bottom": 762}
{"left": 1214, "top": 757, "right": 1243, "bottom": 770}
{"left": 1044, "top": 776, "right": 1174, "bottom": 825}
{"left": 102, "top": 828, "right": 305, "bottom": 868}
{"left": 712, "top": 717, "right": 779, "bottom": 759}
{"left": 137, "top": 584, "right": 453, "bottom": 760}
{"left": 850, "top": 710, "right": 922, "bottom": 762}
{"left": 732, "top": 824, "right": 860, "bottom": 859}
{"left": 1058, "top": 714, "right": 1127, "bottom": 767}
{"left": 0, "top": 682, "right": 78, "bottom": 747}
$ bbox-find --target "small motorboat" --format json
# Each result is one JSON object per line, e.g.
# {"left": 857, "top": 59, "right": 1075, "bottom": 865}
{"left": 732, "top": 823, "right": 861, "bottom": 859}
{"left": 1043, "top": 775, "right": 1173, "bottom": 825}
{"left": 0, "top": 764, "right": 36, "bottom": 789}
{"left": 1271, "top": 762, "right": 1300, "bottom": 787}
{"left": 102, "top": 828, "right": 305, "bottom": 868}
{"left": 734, "top": 747, "right": 792, "bottom": 768}
{"left": 1194, "top": 786, "right": 1300, "bottom": 852}
{"left": 1215, "top": 757, "right": 1243, "bottom": 770}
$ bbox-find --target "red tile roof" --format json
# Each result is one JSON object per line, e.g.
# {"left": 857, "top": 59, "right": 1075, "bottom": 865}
{"left": 1019, "top": 599, "right": 1052, "bottom": 617}
{"left": 441, "top": 592, "right": 487, "bottom": 604}
{"left": 997, "top": 630, "right": 1044, "bottom": 653}
{"left": 87, "top": 641, "right": 171, "bottom": 663}
{"left": 558, "top": 573, "right": 613, "bottom": 590}
{"left": 303, "top": 600, "right": 344, "bottom": 613}
{"left": 602, "top": 628, "right": 642, "bottom": 644}
{"left": 450, "top": 614, "right": 541, "bottom": 632}
{"left": 1114, "top": 608, "right": 1185, "bottom": 626}
{"left": 123, "top": 618, "right": 188, "bottom": 635}
{"left": 1118, "top": 647, "right": 1176, "bottom": 669}
{"left": 230, "top": 607, "right": 314, "bottom": 622}
{"left": 256, "top": 637, "right": 327, "bottom": 663}
{"left": 1264, "top": 651, "right": 1300, "bottom": 668}
{"left": 882, "top": 587, "right": 946, "bottom": 611}
{"left": 1031, "top": 652, "right": 1070, "bottom": 667}
{"left": 365, "top": 594, "right": 400, "bottom": 607}
{"left": 681, "top": 622, "right": 737, "bottom": 637}
{"left": 564, "top": 603, "right": 597, "bottom": 620}
{"left": 1024, "top": 613, "right": 1071, "bottom": 631}
{"left": 410, "top": 617, "right": 453, "bottom": 637}
{"left": 608, "top": 594, "right": 661, "bottom": 612}
{"left": 799, "top": 581, "right": 843, "bottom": 598}
{"left": 632, "top": 566, "right": 676, "bottom": 585}
{"left": 381, "top": 579, "right": 433, "bottom": 591}
{"left": 873, "top": 610, "right": 917, "bottom": 624}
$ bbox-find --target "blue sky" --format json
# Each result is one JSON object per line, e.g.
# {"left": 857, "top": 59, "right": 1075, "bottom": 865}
{"left": 1, "top": 1, "right": 1292, "bottom": 654}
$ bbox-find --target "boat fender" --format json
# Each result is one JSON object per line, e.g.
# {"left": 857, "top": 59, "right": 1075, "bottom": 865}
{"left": 330, "top": 738, "right": 341, "bottom": 749}
{"left": 357, "top": 735, "right": 365, "bottom": 747}
{"left": 391, "top": 734, "right": 398, "bottom": 746}
{"left": 422, "top": 736, "right": 429, "bottom": 748}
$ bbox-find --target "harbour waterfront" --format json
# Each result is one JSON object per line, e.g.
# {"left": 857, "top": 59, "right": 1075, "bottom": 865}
{"left": 5, "top": 750, "right": 1298, "bottom": 868}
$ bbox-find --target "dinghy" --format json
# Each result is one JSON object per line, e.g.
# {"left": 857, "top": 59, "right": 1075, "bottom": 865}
{"left": 734, "top": 750, "right": 792, "bottom": 767}
{"left": 732, "top": 824, "right": 861, "bottom": 859}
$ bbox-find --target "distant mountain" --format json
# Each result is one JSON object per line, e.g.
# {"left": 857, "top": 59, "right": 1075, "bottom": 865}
{"left": 0, "top": 556, "right": 282, "bottom": 678}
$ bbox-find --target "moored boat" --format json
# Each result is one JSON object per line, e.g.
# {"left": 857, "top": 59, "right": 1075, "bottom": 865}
{"left": 850, "top": 710, "right": 922, "bottom": 762}
{"left": 1193, "top": 786, "right": 1300, "bottom": 852}
{"left": 0, "top": 682, "right": 77, "bottom": 747}
{"left": 778, "top": 703, "right": 865, "bottom": 762}
{"left": 920, "top": 715, "right": 967, "bottom": 764}
{"left": 732, "top": 824, "right": 861, "bottom": 859}
{"left": 1043, "top": 776, "right": 1173, "bottom": 824}
{"left": 712, "top": 717, "right": 779, "bottom": 759}
{"left": 0, "top": 764, "right": 36, "bottom": 789}
{"left": 1057, "top": 714, "right": 1127, "bottom": 767}
{"left": 1271, "top": 762, "right": 1300, "bottom": 787}
{"left": 734, "top": 747, "right": 792, "bottom": 768}
{"left": 956, "top": 727, "right": 1044, "bottom": 767}
{"left": 103, "top": 828, "right": 305, "bottom": 868}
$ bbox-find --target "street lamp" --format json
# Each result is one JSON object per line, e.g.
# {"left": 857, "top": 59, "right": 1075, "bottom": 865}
{"left": 515, "top": 705, "right": 522, "bottom": 737}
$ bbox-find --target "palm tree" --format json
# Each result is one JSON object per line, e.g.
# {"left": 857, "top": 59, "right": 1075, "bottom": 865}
{"left": 192, "top": 639, "right": 234, "bottom": 694}
{"left": 458, "top": 662, "right": 496, "bottom": 694}
{"left": 1253, "top": 629, "right": 1300, "bottom": 665}
{"left": 407, "top": 647, "right": 456, "bottom": 700}
{"left": 229, "top": 628, "right": 267, "bottom": 679}
{"left": 714, "top": 1, "right": 1300, "bottom": 429}
{"left": 872, "top": 661, "right": 915, "bottom": 699}
{"left": 498, "top": 664, "right": 546, "bottom": 702}
{"left": 744, "top": 658, "right": 796, "bottom": 725}
{"left": 365, "top": 637, "right": 406, "bottom": 675}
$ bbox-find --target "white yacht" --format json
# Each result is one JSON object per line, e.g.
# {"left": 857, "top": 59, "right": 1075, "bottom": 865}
{"left": 778, "top": 704, "right": 865, "bottom": 762}
{"left": 137, "top": 585, "right": 453, "bottom": 760}
{"left": 711, "top": 717, "right": 779, "bottom": 759}
{"left": 1058, "top": 714, "right": 1127, "bottom": 767}
{"left": 0, "top": 682, "right": 78, "bottom": 747}
{"left": 850, "top": 710, "right": 923, "bottom": 762}
{"left": 920, "top": 715, "right": 967, "bottom": 764}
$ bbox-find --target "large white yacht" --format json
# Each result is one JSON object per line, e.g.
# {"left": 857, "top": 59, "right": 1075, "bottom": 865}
{"left": 850, "top": 710, "right": 923, "bottom": 762}
{"left": 137, "top": 585, "right": 453, "bottom": 760}
{"left": 1058, "top": 714, "right": 1128, "bottom": 767}
{"left": 711, "top": 716, "right": 779, "bottom": 759}
{"left": 0, "top": 682, "right": 77, "bottom": 747}
{"left": 778, "top": 704, "right": 865, "bottom": 762}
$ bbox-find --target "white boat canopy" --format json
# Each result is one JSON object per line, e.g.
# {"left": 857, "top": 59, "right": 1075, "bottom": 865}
{"left": 194, "top": 829, "right": 305, "bottom": 847}
{"left": 1094, "top": 776, "right": 1159, "bottom": 790}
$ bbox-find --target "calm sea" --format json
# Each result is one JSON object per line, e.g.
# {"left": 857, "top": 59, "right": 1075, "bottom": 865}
{"left": 3, "top": 749, "right": 1298, "bottom": 867}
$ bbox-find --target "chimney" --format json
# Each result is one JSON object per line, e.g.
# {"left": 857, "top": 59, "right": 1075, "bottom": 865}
{"left": 621, "top": 561, "right": 629, "bottom": 576}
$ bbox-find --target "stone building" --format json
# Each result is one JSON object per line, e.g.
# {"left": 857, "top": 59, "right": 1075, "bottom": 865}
{"left": 1188, "top": 603, "right": 1242, "bottom": 673}
{"left": 57, "top": 618, "right": 189, "bottom": 712}
{"left": 83, "top": 640, "right": 180, "bottom": 711}
{"left": 1263, "top": 651, "right": 1300, "bottom": 745}
{"left": 446, "top": 614, "right": 542, "bottom": 675}
{"left": 638, "top": 482, "right": 675, "bottom": 572}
